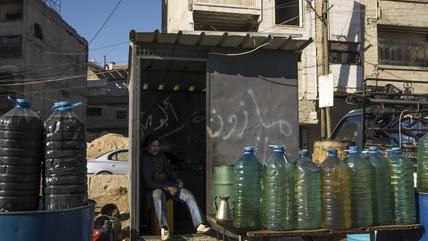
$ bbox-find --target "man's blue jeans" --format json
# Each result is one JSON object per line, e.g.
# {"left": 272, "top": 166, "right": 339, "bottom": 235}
{"left": 152, "top": 188, "right": 204, "bottom": 229}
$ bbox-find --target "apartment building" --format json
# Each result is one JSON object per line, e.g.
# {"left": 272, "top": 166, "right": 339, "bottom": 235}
{"left": 363, "top": 0, "right": 428, "bottom": 94}
{"left": 86, "top": 62, "right": 128, "bottom": 136}
{"left": 0, "top": 0, "right": 87, "bottom": 121}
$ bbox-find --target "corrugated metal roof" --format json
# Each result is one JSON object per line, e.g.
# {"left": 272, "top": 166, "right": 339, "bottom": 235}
{"left": 130, "top": 30, "right": 312, "bottom": 51}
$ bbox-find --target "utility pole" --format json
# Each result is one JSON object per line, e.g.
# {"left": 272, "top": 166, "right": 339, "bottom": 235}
{"left": 321, "top": 0, "right": 332, "bottom": 139}
{"left": 307, "top": 0, "right": 333, "bottom": 139}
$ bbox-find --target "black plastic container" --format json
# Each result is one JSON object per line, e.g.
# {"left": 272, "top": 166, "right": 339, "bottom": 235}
{"left": 0, "top": 97, "right": 43, "bottom": 211}
{"left": 43, "top": 102, "right": 87, "bottom": 210}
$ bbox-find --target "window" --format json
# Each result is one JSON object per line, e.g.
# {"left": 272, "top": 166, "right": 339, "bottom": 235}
{"left": 87, "top": 108, "right": 102, "bottom": 116}
{"left": 378, "top": 30, "right": 428, "bottom": 67}
{"left": 109, "top": 150, "right": 128, "bottom": 162}
{"left": 275, "top": 0, "right": 300, "bottom": 26}
{"left": 329, "top": 41, "right": 360, "bottom": 65}
{"left": 333, "top": 115, "right": 361, "bottom": 142}
{"left": 1, "top": 2, "right": 23, "bottom": 21}
{"left": 0, "top": 35, "right": 22, "bottom": 57}
{"left": 116, "top": 110, "right": 127, "bottom": 120}
{"left": 34, "top": 23, "right": 43, "bottom": 40}
{"left": 5, "top": 12, "right": 22, "bottom": 20}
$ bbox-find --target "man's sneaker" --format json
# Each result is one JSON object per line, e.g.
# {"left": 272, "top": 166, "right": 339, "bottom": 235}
{"left": 161, "top": 227, "right": 170, "bottom": 241}
{"left": 196, "top": 224, "right": 211, "bottom": 234}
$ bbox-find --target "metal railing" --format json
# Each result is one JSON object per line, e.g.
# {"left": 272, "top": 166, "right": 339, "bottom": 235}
{"left": 379, "top": 38, "right": 428, "bottom": 67}
{"left": 192, "top": 0, "right": 258, "bottom": 8}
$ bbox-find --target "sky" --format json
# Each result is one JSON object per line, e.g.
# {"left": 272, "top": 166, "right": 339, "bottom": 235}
{"left": 60, "top": 0, "right": 161, "bottom": 66}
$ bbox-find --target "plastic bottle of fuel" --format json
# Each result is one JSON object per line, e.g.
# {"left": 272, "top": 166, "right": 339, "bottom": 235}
{"left": 388, "top": 147, "right": 416, "bottom": 224}
{"left": 0, "top": 97, "right": 43, "bottom": 211}
{"left": 320, "top": 149, "right": 352, "bottom": 229}
{"left": 263, "top": 145, "right": 295, "bottom": 230}
{"left": 367, "top": 146, "right": 393, "bottom": 225}
{"left": 417, "top": 133, "right": 428, "bottom": 192}
{"left": 233, "top": 146, "right": 262, "bottom": 230}
{"left": 43, "top": 102, "right": 87, "bottom": 210}
{"left": 345, "top": 146, "right": 373, "bottom": 227}
{"left": 295, "top": 149, "right": 320, "bottom": 230}
{"left": 260, "top": 161, "right": 267, "bottom": 229}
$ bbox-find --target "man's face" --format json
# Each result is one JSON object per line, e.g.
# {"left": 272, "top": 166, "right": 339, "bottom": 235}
{"left": 147, "top": 140, "right": 160, "bottom": 156}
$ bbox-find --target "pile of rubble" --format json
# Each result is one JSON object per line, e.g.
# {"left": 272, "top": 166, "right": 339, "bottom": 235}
{"left": 87, "top": 133, "right": 128, "bottom": 158}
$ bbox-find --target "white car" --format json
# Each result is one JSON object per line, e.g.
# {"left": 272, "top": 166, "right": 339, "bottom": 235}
{"left": 87, "top": 149, "right": 129, "bottom": 175}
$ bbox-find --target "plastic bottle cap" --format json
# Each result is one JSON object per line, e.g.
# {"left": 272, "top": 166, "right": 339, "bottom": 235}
{"left": 7, "top": 96, "right": 30, "bottom": 108}
{"left": 15, "top": 99, "right": 30, "bottom": 108}
{"left": 347, "top": 146, "right": 360, "bottom": 154}
{"left": 52, "top": 101, "right": 82, "bottom": 111}
{"left": 268, "top": 145, "right": 285, "bottom": 153}
{"left": 368, "top": 146, "right": 379, "bottom": 154}
{"left": 391, "top": 147, "right": 401, "bottom": 153}
{"left": 323, "top": 148, "right": 337, "bottom": 157}
{"left": 243, "top": 146, "right": 257, "bottom": 154}
{"left": 299, "top": 149, "right": 308, "bottom": 157}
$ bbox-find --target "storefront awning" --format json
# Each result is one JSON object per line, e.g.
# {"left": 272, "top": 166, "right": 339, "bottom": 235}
{"left": 130, "top": 30, "right": 312, "bottom": 52}
{"left": 129, "top": 30, "right": 312, "bottom": 92}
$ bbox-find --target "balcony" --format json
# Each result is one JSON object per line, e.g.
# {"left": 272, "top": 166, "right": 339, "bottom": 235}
{"left": 190, "top": 0, "right": 261, "bottom": 31}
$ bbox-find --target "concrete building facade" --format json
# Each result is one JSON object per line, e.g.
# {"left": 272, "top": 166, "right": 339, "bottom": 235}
{"left": 0, "top": 0, "right": 87, "bottom": 121}
{"left": 160, "top": 0, "right": 428, "bottom": 151}
{"left": 161, "top": 0, "right": 319, "bottom": 124}
{"left": 362, "top": 0, "right": 428, "bottom": 93}
{"left": 86, "top": 63, "right": 128, "bottom": 136}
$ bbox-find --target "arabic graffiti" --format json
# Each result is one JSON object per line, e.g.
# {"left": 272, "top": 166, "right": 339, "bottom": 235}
{"left": 140, "top": 95, "right": 207, "bottom": 140}
{"left": 207, "top": 89, "right": 293, "bottom": 140}
{"left": 140, "top": 96, "right": 180, "bottom": 132}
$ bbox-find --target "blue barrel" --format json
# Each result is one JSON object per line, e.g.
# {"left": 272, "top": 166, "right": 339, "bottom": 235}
{"left": 419, "top": 192, "right": 428, "bottom": 241}
{"left": 346, "top": 234, "right": 370, "bottom": 241}
{"left": 0, "top": 200, "right": 94, "bottom": 241}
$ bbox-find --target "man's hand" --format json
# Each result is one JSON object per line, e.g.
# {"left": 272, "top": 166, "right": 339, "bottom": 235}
{"left": 165, "top": 187, "right": 178, "bottom": 196}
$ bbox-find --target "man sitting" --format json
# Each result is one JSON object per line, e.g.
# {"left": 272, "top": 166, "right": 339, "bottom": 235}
{"left": 141, "top": 135, "right": 211, "bottom": 240}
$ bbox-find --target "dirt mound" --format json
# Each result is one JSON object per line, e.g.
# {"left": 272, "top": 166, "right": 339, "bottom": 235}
{"left": 87, "top": 133, "right": 128, "bottom": 158}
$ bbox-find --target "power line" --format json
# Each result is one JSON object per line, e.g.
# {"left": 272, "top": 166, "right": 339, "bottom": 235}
{"left": 0, "top": 85, "right": 128, "bottom": 111}
{"left": 90, "top": 41, "right": 129, "bottom": 51}
{"left": 89, "top": 0, "right": 123, "bottom": 44}
{"left": 0, "top": 74, "right": 85, "bottom": 87}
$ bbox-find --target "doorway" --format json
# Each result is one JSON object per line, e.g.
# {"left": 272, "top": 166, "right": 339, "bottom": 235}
{"left": 139, "top": 57, "right": 207, "bottom": 235}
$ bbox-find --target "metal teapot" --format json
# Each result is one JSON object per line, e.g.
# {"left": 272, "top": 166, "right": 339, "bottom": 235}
{"left": 215, "top": 196, "right": 231, "bottom": 220}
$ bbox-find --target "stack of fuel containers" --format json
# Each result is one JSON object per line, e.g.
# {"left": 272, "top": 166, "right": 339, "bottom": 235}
{"left": 295, "top": 149, "right": 320, "bottom": 230}
{"left": 233, "top": 146, "right": 262, "bottom": 230}
{"left": 230, "top": 145, "right": 417, "bottom": 231}
{"left": 0, "top": 97, "right": 43, "bottom": 211}
{"left": 262, "top": 145, "right": 295, "bottom": 230}
{"left": 43, "top": 102, "right": 88, "bottom": 210}
{"left": 320, "top": 149, "right": 351, "bottom": 229}
{"left": 344, "top": 146, "right": 373, "bottom": 227}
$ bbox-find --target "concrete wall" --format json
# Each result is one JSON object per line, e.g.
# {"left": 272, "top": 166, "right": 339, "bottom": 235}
{"left": 162, "top": 0, "right": 194, "bottom": 32}
{"left": 0, "top": 0, "right": 87, "bottom": 121}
